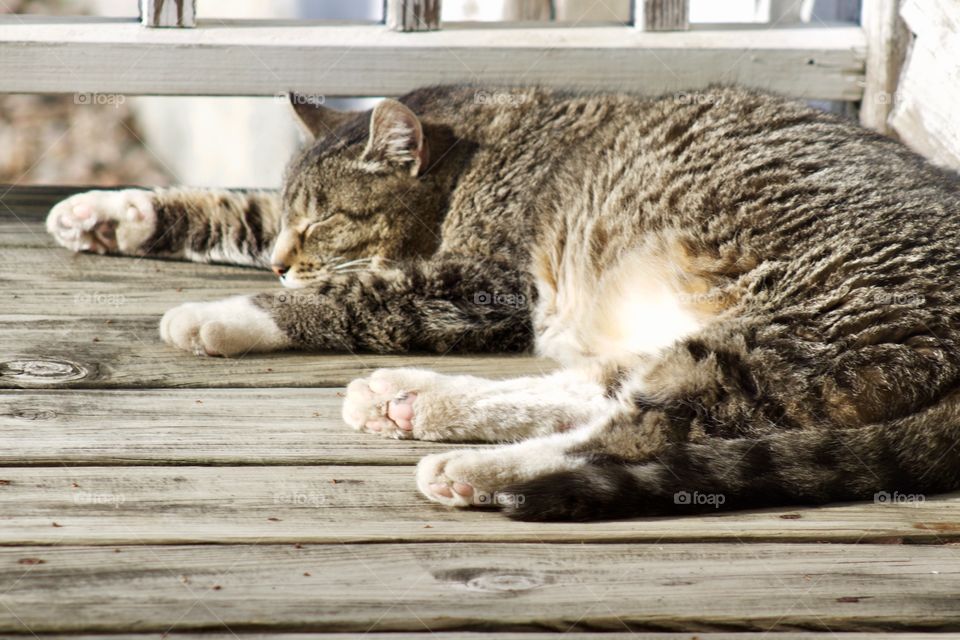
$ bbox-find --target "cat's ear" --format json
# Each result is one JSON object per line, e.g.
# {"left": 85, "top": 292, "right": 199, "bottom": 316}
{"left": 361, "top": 99, "right": 429, "bottom": 177}
{"left": 288, "top": 93, "right": 354, "bottom": 142}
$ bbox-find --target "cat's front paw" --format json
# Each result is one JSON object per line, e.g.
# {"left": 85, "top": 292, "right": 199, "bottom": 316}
{"left": 160, "top": 296, "right": 291, "bottom": 357}
{"left": 46, "top": 189, "right": 156, "bottom": 254}
{"left": 342, "top": 368, "right": 440, "bottom": 439}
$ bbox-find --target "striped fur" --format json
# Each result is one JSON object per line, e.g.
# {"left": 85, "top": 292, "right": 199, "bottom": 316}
{"left": 147, "top": 188, "right": 282, "bottom": 266}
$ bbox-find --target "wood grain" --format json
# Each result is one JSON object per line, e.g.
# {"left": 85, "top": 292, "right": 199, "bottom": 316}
{"left": 0, "top": 389, "right": 452, "bottom": 465}
{"left": 0, "top": 319, "right": 553, "bottom": 388}
{"left": 1, "top": 543, "right": 957, "bottom": 633}
{"left": 1, "top": 466, "right": 958, "bottom": 544}
{"left": 0, "top": 18, "right": 865, "bottom": 100}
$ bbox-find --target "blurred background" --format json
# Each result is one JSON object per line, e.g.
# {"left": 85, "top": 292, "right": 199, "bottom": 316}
{"left": 0, "top": 0, "right": 859, "bottom": 190}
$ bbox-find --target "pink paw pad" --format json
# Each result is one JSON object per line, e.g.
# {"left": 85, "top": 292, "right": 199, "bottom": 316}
{"left": 427, "top": 481, "right": 474, "bottom": 500}
{"left": 452, "top": 482, "right": 474, "bottom": 497}
{"left": 72, "top": 204, "right": 93, "bottom": 221}
{"left": 387, "top": 392, "right": 417, "bottom": 431}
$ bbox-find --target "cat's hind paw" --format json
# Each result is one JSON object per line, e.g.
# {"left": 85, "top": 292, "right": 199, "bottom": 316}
{"left": 416, "top": 449, "right": 519, "bottom": 508}
{"left": 160, "top": 296, "right": 291, "bottom": 357}
{"left": 46, "top": 189, "right": 156, "bottom": 255}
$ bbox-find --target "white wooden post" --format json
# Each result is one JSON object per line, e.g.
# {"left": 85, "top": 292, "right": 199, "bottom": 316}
{"left": 632, "top": 0, "right": 688, "bottom": 31}
{"left": 140, "top": 0, "right": 196, "bottom": 28}
{"left": 860, "top": 0, "right": 909, "bottom": 135}
{"left": 386, "top": 0, "right": 442, "bottom": 32}
{"left": 888, "top": 0, "right": 960, "bottom": 169}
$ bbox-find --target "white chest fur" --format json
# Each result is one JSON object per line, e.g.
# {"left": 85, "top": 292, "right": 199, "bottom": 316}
{"left": 534, "top": 249, "right": 703, "bottom": 366}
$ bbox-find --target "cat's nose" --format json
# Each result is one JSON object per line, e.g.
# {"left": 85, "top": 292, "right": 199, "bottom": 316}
{"left": 272, "top": 263, "right": 289, "bottom": 278}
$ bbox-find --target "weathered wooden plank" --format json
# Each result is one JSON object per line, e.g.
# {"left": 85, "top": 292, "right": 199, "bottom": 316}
{"left": 386, "top": 0, "right": 441, "bottom": 31}
{"left": 140, "top": 0, "right": 196, "bottom": 28}
{"left": 0, "top": 318, "right": 553, "bottom": 389}
{"left": 1, "top": 543, "right": 957, "bottom": 632}
{"left": 633, "top": 0, "right": 689, "bottom": 31}
{"left": 859, "top": 0, "right": 909, "bottom": 134}
{"left": 1, "top": 466, "right": 958, "bottom": 544}
{"left": 0, "top": 18, "right": 865, "bottom": 100}
{"left": 0, "top": 389, "right": 451, "bottom": 465}
{"left": 0, "top": 636, "right": 949, "bottom": 640}
{"left": 0, "top": 220, "right": 57, "bottom": 248}
{"left": 0, "top": 245, "right": 278, "bottom": 317}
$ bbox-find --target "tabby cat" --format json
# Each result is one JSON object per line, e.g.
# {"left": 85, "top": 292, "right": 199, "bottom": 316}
{"left": 47, "top": 85, "right": 960, "bottom": 521}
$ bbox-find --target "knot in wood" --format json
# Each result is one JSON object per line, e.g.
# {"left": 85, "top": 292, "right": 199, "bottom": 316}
{"left": 433, "top": 567, "right": 549, "bottom": 593}
{"left": 466, "top": 571, "right": 546, "bottom": 592}
{"left": 0, "top": 358, "right": 90, "bottom": 386}
{"left": 10, "top": 408, "right": 57, "bottom": 420}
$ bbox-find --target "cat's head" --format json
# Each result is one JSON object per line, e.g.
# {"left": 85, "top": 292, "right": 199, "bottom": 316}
{"left": 271, "top": 94, "right": 441, "bottom": 288}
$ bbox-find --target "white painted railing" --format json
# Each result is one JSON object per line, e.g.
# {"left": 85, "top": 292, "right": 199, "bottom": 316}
{"left": 0, "top": 0, "right": 907, "bottom": 131}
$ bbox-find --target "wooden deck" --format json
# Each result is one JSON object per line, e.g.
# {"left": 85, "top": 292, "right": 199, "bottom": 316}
{"left": 2, "top": 186, "right": 960, "bottom": 638}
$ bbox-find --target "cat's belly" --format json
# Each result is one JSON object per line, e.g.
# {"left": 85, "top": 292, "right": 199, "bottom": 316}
{"left": 533, "top": 249, "right": 704, "bottom": 366}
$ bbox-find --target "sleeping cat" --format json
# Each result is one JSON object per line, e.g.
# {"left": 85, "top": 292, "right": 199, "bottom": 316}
{"left": 47, "top": 85, "right": 960, "bottom": 520}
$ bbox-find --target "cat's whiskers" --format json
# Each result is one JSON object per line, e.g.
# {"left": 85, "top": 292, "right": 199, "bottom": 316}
{"left": 332, "top": 257, "right": 376, "bottom": 270}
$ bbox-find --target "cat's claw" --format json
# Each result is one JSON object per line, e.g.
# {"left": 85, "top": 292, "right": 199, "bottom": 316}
{"left": 46, "top": 189, "right": 156, "bottom": 254}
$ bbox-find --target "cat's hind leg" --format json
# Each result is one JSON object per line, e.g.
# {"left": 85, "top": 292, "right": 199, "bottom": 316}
{"left": 415, "top": 422, "right": 604, "bottom": 507}
{"left": 342, "top": 368, "right": 614, "bottom": 442}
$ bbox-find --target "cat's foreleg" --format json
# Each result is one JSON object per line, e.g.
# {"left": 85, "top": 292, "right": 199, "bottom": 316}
{"left": 46, "top": 187, "right": 281, "bottom": 267}
{"left": 341, "top": 368, "right": 614, "bottom": 441}
{"left": 160, "top": 257, "right": 532, "bottom": 356}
